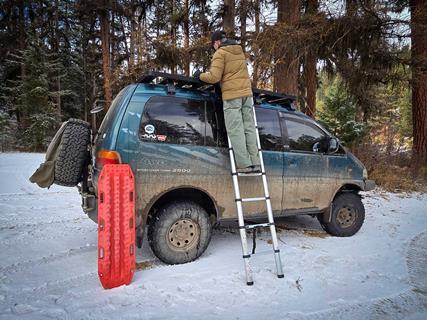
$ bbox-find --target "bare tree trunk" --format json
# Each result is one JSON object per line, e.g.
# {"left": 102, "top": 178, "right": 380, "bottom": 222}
{"left": 304, "top": 0, "right": 318, "bottom": 118}
{"left": 410, "top": 0, "right": 427, "bottom": 164}
{"left": 137, "top": 8, "right": 144, "bottom": 65}
{"left": 253, "top": 0, "right": 260, "bottom": 85}
{"left": 17, "top": 0, "right": 26, "bottom": 124}
{"left": 54, "top": 0, "right": 61, "bottom": 119}
{"left": 304, "top": 51, "right": 316, "bottom": 117}
{"left": 120, "top": 14, "right": 130, "bottom": 65}
{"left": 171, "top": 0, "right": 176, "bottom": 74}
{"left": 275, "top": 0, "right": 300, "bottom": 96}
{"left": 201, "top": 1, "right": 209, "bottom": 34}
{"left": 111, "top": 11, "right": 116, "bottom": 71}
{"left": 223, "top": 0, "right": 235, "bottom": 37}
{"left": 345, "top": 0, "right": 358, "bottom": 16}
{"left": 130, "top": 16, "right": 136, "bottom": 67}
{"left": 184, "top": 0, "right": 190, "bottom": 76}
{"left": 239, "top": 0, "right": 247, "bottom": 52}
{"left": 100, "top": 7, "right": 112, "bottom": 110}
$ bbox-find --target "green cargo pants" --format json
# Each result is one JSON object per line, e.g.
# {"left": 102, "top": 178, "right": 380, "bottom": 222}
{"left": 223, "top": 96, "right": 260, "bottom": 169}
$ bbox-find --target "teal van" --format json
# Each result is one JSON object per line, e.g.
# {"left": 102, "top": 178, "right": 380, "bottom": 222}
{"left": 74, "top": 72, "right": 375, "bottom": 265}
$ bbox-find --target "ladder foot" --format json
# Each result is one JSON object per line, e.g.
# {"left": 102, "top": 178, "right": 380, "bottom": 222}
{"left": 246, "top": 281, "right": 254, "bottom": 286}
{"left": 277, "top": 274, "right": 284, "bottom": 278}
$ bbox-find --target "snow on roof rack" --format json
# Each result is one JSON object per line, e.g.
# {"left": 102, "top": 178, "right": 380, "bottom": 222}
{"left": 138, "top": 71, "right": 296, "bottom": 110}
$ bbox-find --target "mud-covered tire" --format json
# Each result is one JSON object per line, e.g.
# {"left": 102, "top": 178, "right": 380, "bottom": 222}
{"left": 318, "top": 192, "right": 365, "bottom": 237}
{"left": 54, "top": 119, "right": 91, "bottom": 187}
{"left": 147, "top": 201, "right": 212, "bottom": 264}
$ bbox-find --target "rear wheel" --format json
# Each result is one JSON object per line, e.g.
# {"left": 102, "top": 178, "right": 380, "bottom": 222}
{"left": 318, "top": 192, "right": 365, "bottom": 237}
{"left": 147, "top": 201, "right": 212, "bottom": 264}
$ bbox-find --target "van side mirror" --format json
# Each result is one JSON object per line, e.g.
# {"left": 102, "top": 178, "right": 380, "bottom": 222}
{"left": 328, "top": 137, "right": 339, "bottom": 153}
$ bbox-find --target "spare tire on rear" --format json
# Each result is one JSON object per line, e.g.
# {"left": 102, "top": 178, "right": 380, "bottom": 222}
{"left": 54, "top": 119, "right": 91, "bottom": 187}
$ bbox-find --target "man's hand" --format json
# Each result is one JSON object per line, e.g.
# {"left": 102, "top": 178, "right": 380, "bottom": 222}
{"left": 192, "top": 69, "right": 202, "bottom": 80}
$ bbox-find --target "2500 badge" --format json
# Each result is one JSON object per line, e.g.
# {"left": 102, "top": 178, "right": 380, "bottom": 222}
{"left": 172, "top": 168, "right": 191, "bottom": 173}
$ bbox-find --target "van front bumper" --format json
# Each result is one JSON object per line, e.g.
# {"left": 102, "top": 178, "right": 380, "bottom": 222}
{"left": 364, "top": 179, "right": 376, "bottom": 191}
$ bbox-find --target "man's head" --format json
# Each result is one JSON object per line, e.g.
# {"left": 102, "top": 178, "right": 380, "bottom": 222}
{"left": 211, "top": 30, "right": 226, "bottom": 51}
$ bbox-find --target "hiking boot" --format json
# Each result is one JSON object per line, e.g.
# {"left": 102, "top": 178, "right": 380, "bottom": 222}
{"left": 251, "top": 165, "right": 261, "bottom": 173}
{"left": 236, "top": 166, "right": 254, "bottom": 174}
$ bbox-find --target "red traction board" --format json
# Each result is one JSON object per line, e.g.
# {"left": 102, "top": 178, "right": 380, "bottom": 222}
{"left": 98, "top": 164, "right": 136, "bottom": 289}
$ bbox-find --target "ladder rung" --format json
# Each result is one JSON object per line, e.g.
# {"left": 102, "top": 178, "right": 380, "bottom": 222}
{"left": 244, "top": 222, "right": 273, "bottom": 230}
{"left": 236, "top": 172, "right": 263, "bottom": 177}
{"left": 239, "top": 197, "right": 269, "bottom": 202}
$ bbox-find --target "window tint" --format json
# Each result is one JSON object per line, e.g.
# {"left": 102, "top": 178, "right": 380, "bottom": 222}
{"left": 206, "top": 101, "right": 227, "bottom": 147}
{"left": 255, "top": 108, "right": 283, "bottom": 151}
{"left": 285, "top": 119, "right": 327, "bottom": 152}
{"left": 140, "top": 96, "right": 205, "bottom": 145}
{"left": 205, "top": 106, "right": 284, "bottom": 150}
{"left": 98, "top": 86, "right": 128, "bottom": 137}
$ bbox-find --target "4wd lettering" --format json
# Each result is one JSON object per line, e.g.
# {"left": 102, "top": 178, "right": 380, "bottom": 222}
{"left": 141, "top": 133, "right": 157, "bottom": 140}
{"left": 141, "top": 159, "right": 166, "bottom": 166}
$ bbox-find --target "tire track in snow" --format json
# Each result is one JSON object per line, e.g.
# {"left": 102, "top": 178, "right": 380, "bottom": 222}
{"left": 0, "top": 245, "right": 97, "bottom": 277}
{"left": 0, "top": 216, "right": 88, "bottom": 232}
{"left": 406, "top": 231, "right": 427, "bottom": 294}
{"left": 0, "top": 191, "right": 75, "bottom": 198}
{"left": 0, "top": 271, "right": 100, "bottom": 315}
{"left": 0, "top": 228, "right": 95, "bottom": 247}
{"left": 278, "top": 289, "right": 427, "bottom": 320}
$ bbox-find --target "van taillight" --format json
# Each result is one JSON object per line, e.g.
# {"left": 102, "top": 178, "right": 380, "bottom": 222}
{"left": 96, "top": 150, "right": 121, "bottom": 167}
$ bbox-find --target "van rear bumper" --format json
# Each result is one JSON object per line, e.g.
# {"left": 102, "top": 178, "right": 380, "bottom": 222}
{"left": 364, "top": 179, "right": 375, "bottom": 191}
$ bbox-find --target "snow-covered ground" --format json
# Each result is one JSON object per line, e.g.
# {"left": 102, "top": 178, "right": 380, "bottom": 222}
{"left": 0, "top": 153, "right": 426, "bottom": 320}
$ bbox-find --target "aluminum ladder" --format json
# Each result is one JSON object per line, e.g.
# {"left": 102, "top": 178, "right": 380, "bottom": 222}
{"left": 227, "top": 106, "right": 284, "bottom": 286}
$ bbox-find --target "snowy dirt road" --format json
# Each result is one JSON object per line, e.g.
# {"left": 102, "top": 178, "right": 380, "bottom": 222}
{"left": 0, "top": 153, "right": 426, "bottom": 320}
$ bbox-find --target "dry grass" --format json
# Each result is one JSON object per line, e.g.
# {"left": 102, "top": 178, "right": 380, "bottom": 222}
{"left": 136, "top": 261, "right": 155, "bottom": 271}
{"left": 353, "top": 144, "right": 427, "bottom": 193}
{"left": 275, "top": 225, "right": 329, "bottom": 238}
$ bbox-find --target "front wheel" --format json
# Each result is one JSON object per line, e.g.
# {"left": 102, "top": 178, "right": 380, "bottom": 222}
{"left": 318, "top": 192, "right": 365, "bottom": 237}
{"left": 147, "top": 201, "right": 212, "bottom": 264}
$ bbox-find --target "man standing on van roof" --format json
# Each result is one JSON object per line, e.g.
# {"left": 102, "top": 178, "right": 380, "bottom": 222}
{"left": 196, "top": 30, "right": 260, "bottom": 174}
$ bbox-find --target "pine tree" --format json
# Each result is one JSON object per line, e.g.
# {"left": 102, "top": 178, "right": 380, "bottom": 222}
{"left": 0, "top": 107, "right": 17, "bottom": 152}
{"left": 318, "top": 77, "right": 367, "bottom": 147}
{"left": 1, "top": 36, "right": 69, "bottom": 151}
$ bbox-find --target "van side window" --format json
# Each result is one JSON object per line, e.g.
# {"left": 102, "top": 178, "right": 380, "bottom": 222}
{"left": 285, "top": 119, "right": 327, "bottom": 152}
{"left": 255, "top": 108, "right": 283, "bottom": 151}
{"left": 206, "top": 101, "right": 228, "bottom": 147}
{"left": 140, "top": 96, "right": 205, "bottom": 145}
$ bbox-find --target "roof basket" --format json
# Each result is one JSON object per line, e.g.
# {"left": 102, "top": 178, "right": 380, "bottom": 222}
{"left": 138, "top": 71, "right": 211, "bottom": 91}
{"left": 252, "top": 88, "right": 296, "bottom": 110}
{"left": 138, "top": 71, "right": 296, "bottom": 110}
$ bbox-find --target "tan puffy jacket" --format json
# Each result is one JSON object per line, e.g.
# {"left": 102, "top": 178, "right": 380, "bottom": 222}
{"left": 200, "top": 43, "right": 252, "bottom": 101}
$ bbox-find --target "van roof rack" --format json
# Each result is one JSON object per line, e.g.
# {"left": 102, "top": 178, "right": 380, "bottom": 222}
{"left": 138, "top": 71, "right": 296, "bottom": 110}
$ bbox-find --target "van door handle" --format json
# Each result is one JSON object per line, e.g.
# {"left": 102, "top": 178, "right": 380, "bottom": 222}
{"left": 288, "top": 159, "right": 297, "bottom": 167}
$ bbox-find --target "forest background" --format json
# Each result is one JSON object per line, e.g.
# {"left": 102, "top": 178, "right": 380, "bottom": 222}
{"left": 0, "top": 0, "right": 426, "bottom": 190}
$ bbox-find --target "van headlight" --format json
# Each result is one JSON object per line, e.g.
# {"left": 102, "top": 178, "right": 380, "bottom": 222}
{"left": 363, "top": 168, "right": 368, "bottom": 179}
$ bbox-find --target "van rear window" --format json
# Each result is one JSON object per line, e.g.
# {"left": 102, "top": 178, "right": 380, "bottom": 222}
{"left": 139, "top": 96, "right": 207, "bottom": 146}
{"left": 97, "top": 87, "right": 129, "bottom": 138}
